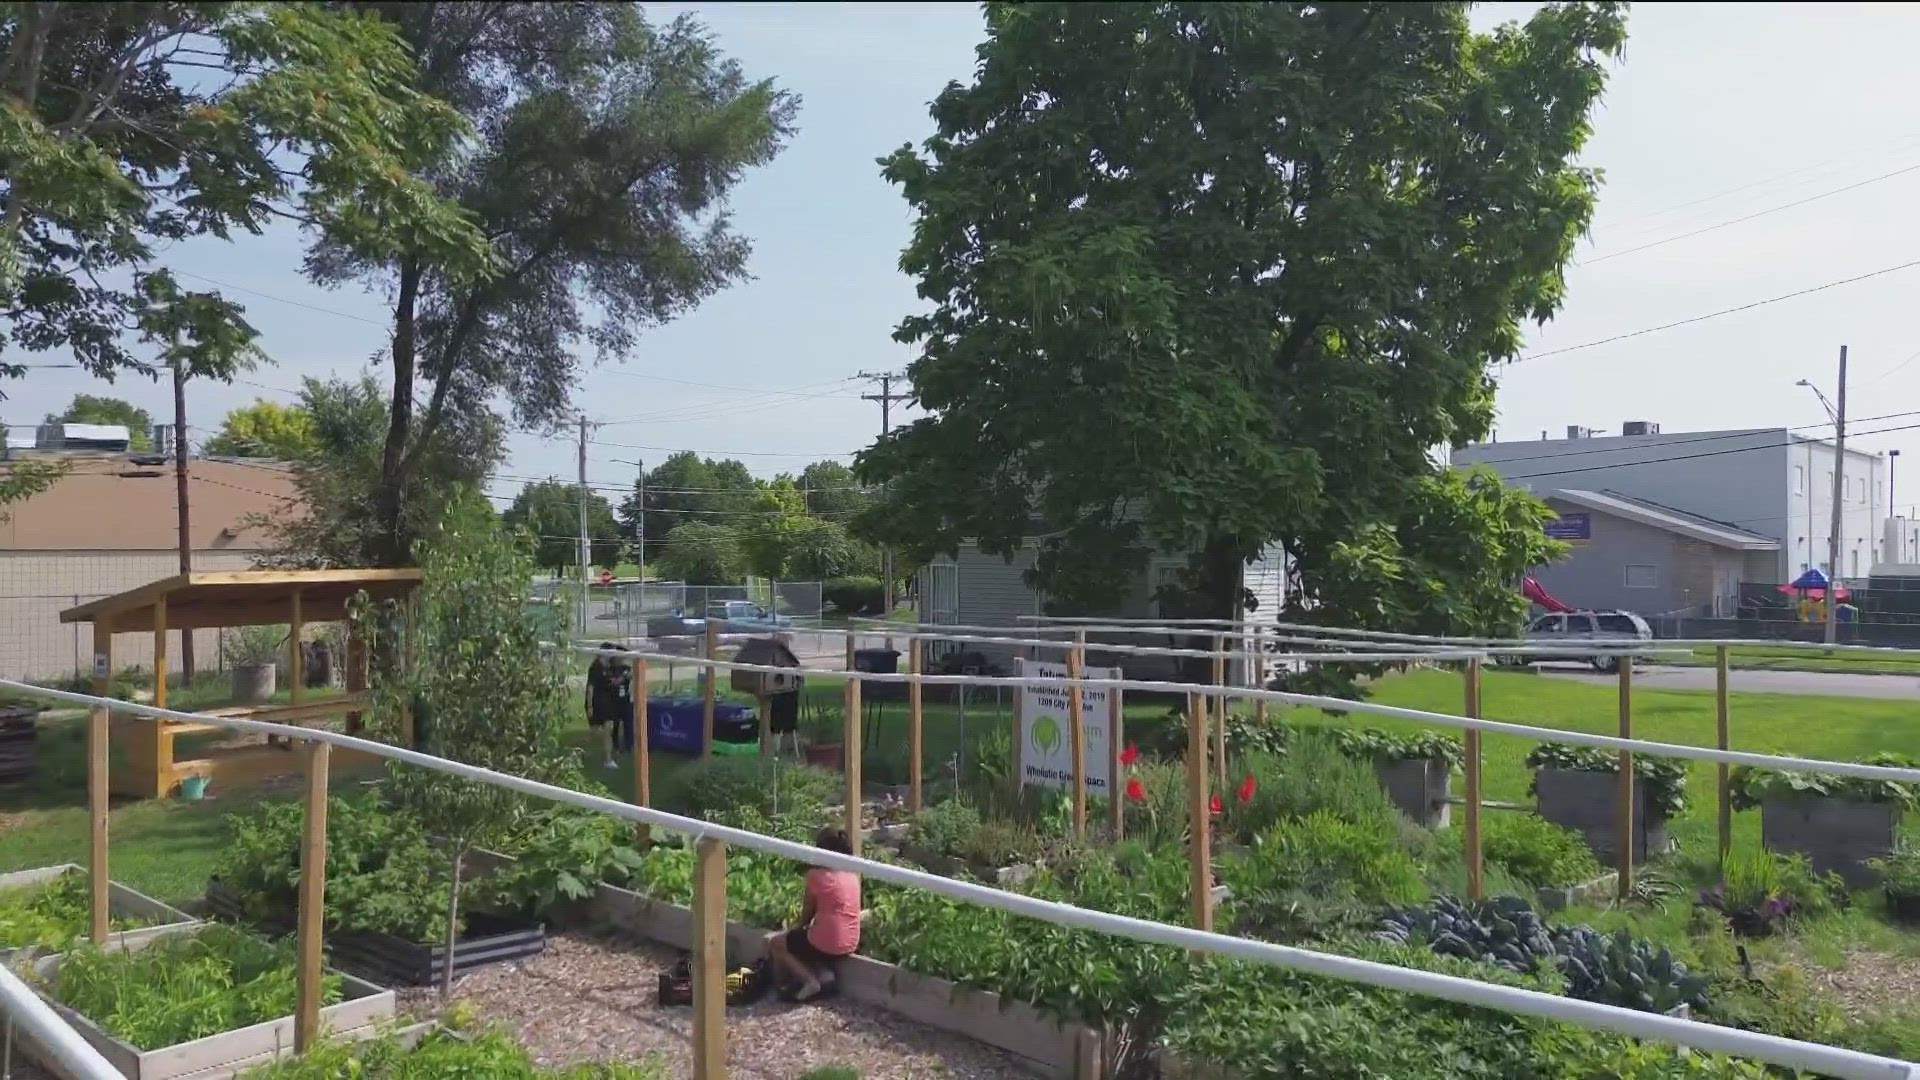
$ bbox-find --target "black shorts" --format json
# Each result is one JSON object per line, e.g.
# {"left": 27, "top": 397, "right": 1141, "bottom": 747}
{"left": 784, "top": 926, "right": 848, "bottom": 964}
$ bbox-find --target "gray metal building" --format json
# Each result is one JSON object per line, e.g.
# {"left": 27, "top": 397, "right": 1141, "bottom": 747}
{"left": 1532, "top": 490, "right": 1778, "bottom": 619}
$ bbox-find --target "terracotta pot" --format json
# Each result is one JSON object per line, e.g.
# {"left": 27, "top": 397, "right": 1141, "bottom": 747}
{"left": 804, "top": 742, "right": 844, "bottom": 772}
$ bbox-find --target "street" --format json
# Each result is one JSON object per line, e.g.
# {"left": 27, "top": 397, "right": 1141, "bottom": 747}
{"left": 1538, "top": 663, "right": 1920, "bottom": 700}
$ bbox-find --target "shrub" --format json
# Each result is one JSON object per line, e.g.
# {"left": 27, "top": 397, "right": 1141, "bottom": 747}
{"left": 244, "top": 1027, "right": 666, "bottom": 1078}
{"left": 1329, "top": 727, "right": 1464, "bottom": 769}
{"left": 955, "top": 816, "right": 1046, "bottom": 869}
{"left": 485, "top": 807, "right": 645, "bottom": 915}
{"left": 0, "top": 872, "right": 152, "bottom": 953}
{"left": 1699, "top": 850, "right": 1843, "bottom": 934}
{"left": 1727, "top": 753, "right": 1920, "bottom": 810}
{"left": 1223, "top": 810, "right": 1427, "bottom": 940}
{"left": 1122, "top": 759, "right": 1190, "bottom": 849}
{"left": 1525, "top": 742, "right": 1691, "bottom": 818}
{"left": 669, "top": 757, "right": 841, "bottom": 823}
{"left": 823, "top": 576, "right": 884, "bottom": 615}
{"left": 1868, "top": 846, "right": 1920, "bottom": 897}
{"left": 1481, "top": 813, "right": 1603, "bottom": 889}
{"left": 1230, "top": 731, "right": 1399, "bottom": 839}
{"left": 905, "top": 799, "right": 981, "bottom": 860}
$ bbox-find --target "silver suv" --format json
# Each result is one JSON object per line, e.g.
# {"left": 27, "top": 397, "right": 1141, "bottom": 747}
{"left": 1516, "top": 610, "right": 1653, "bottom": 672}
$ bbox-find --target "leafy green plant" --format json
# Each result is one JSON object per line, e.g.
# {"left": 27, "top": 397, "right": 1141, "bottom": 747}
{"left": 972, "top": 727, "right": 1013, "bottom": 785}
{"left": 485, "top": 807, "right": 645, "bottom": 915}
{"left": 54, "top": 926, "right": 342, "bottom": 1051}
{"left": 1699, "top": 850, "right": 1842, "bottom": 935}
{"left": 1224, "top": 810, "right": 1426, "bottom": 940}
{"left": 1525, "top": 743, "right": 1691, "bottom": 819}
{"left": 955, "top": 816, "right": 1046, "bottom": 870}
{"left": 1227, "top": 733, "right": 1401, "bottom": 841}
{"left": 1329, "top": 727, "right": 1463, "bottom": 769}
{"left": 0, "top": 873, "right": 154, "bottom": 953}
{"left": 668, "top": 756, "right": 841, "bottom": 824}
{"left": 1727, "top": 753, "right": 1920, "bottom": 810}
{"left": 221, "top": 625, "right": 287, "bottom": 668}
{"left": 1552, "top": 925, "right": 1709, "bottom": 1014}
{"left": 904, "top": 799, "right": 982, "bottom": 861}
{"left": 1377, "top": 895, "right": 1558, "bottom": 973}
{"left": 242, "top": 1027, "right": 665, "bottom": 1077}
{"left": 1122, "top": 760, "right": 1190, "bottom": 849}
{"left": 1481, "top": 812, "right": 1603, "bottom": 889}
{"left": 1868, "top": 847, "right": 1920, "bottom": 898}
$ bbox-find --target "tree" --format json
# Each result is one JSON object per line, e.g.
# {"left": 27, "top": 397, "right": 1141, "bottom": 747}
{"left": 739, "top": 476, "right": 808, "bottom": 581}
{"left": 797, "top": 460, "right": 868, "bottom": 519}
{"left": 858, "top": 2, "right": 1619, "bottom": 646}
{"left": 256, "top": 375, "right": 501, "bottom": 570}
{"left": 785, "top": 518, "right": 878, "bottom": 580}
{"left": 0, "top": 458, "right": 66, "bottom": 524}
{"left": 305, "top": 5, "right": 797, "bottom": 565}
{"left": 502, "top": 479, "right": 623, "bottom": 573}
{"left": 651, "top": 522, "right": 744, "bottom": 585}
{"left": 45, "top": 395, "right": 151, "bottom": 450}
{"left": 618, "top": 451, "right": 763, "bottom": 553}
{"left": 0, "top": 5, "right": 489, "bottom": 392}
{"left": 204, "top": 400, "right": 317, "bottom": 460}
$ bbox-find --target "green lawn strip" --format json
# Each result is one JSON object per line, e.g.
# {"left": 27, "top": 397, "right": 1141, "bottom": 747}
{"left": 1669, "top": 644, "right": 1920, "bottom": 676}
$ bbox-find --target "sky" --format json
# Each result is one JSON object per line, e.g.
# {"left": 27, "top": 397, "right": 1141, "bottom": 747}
{"left": 11, "top": 2, "right": 1920, "bottom": 515}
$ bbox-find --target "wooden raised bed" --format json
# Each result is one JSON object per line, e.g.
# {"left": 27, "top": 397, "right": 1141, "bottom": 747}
{"left": 0, "top": 865, "right": 197, "bottom": 962}
{"left": 20, "top": 924, "right": 394, "bottom": 1080}
{"left": 1534, "top": 768, "right": 1670, "bottom": 863}
{"left": 201, "top": 880, "right": 546, "bottom": 987}
{"left": 1374, "top": 757, "right": 1451, "bottom": 829}
{"left": 1759, "top": 796, "right": 1899, "bottom": 890}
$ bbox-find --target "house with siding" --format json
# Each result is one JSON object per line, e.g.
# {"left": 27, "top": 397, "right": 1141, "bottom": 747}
{"left": 1531, "top": 489, "right": 1779, "bottom": 619}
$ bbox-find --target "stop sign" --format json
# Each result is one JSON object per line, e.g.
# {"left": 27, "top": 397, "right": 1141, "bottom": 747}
{"left": 598, "top": 568, "right": 614, "bottom": 585}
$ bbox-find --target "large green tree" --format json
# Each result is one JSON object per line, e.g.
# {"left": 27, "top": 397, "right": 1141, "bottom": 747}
{"left": 651, "top": 521, "right": 744, "bottom": 585}
{"left": 307, "top": 4, "right": 797, "bottom": 565}
{"left": 45, "top": 395, "right": 152, "bottom": 449}
{"left": 502, "top": 478, "right": 623, "bottom": 573}
{"left": 797, "top": 459, "right": 869, "bottom": 519}
{"left": 204, "top": 399, "right": 317, "bottom": 459}
{"left": 0, "top": 3, "right": 489, "bottom": 392}
{"left": 617, "top": 450, "right": 762, "bottom": 554}
{"left": 858, "top": 1, "right": 1617, "bottom": 638}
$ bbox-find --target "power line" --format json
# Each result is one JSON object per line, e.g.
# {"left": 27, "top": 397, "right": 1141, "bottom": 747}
{"left": 1498, "top": 419, "right": 1920, "bottom": 482}
{"left": 587, "top": 437, "right": 855, "bottom": 459}
{"left": 1479, "top": 410, "right": 1920, "bottom": 467}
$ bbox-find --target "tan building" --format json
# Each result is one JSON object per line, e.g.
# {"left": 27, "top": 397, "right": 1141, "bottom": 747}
{"left": 0, "top": 454, "right": 297, "bottom": 680}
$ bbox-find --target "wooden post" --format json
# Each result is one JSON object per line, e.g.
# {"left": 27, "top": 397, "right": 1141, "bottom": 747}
{"left": 343, "top": 628, "right": 367, "bottom": 734}
{"left": 1068, "top": 636, "right": 1087, "bottom": 843}
{"left": 1109, "top": 684, "right": 1126, "bottom": 840}
{"left": 700, "top": 620, "right": 719, "bottom": 760}
{"left": 1616, "top": 656, "right": 1635, "bottom": 899}
{"left": 691, "top": 836, "right": 728, "bottom": 1080}
{"left": 908, "top": 638, "right": 924, "bottom": 813}
{"left": 1187, "top": 692, "right": 1211, "bottom": 931}
{"left": 757, "top": 692, "right": 772, "bottom": 757}
{"left": 1211, "top": 634, "right": 1227, "bottom": 788}
{"left": 288, "top": 590, "right": 306, "bottom": 705}
{"left": 294, "top": 741, "right": 331, "bottom": 1052}
{"left": 632, "top": 657, "right": 651, "bottom": 848}
{"left": 151, "top": 597, "right": 168, "bottom": 711}
{"left": 1728, "top": 638, "right": 1743, "bottom": 857}
{"left": 1012, "top": 659, "right": 1026, "bottom": 790}
{"left": 88, "top": 618, "right": 112, "bottom": 944}
{"left": 1464, "top": 657, "right": 1484, "bottom": 901}
{"left": 844, "top": 631, "right": 856, "bottom": 673}
{"left": 845, "top": 675, "right": 863, "bottom": 856}
{"left": 1252, "top": 626, "right": 1267, "bottom": 727}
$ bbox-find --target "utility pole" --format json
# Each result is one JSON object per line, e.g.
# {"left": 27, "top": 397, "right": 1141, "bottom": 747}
{"left": 1826, "top": 345, "right": 1848, "bottom": 646}
{"left": 859, "top": 371, "right": 910, "bottom": 623}
{"left": 634, "top": 457, "right": 646, "bottom": 586}
{"left": 172, "top": 358, "right": 194, "bottom": 685}
{"left": 578, "top": 414, "right": 592, "bottom": 639}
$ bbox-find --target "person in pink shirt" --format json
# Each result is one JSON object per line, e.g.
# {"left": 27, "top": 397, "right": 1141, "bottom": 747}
{"left": 766, "top": 827, "right": 862, "bottom": 1001}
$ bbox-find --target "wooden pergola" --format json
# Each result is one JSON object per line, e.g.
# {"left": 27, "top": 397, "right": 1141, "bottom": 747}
{"left": 59, "top": 569, "right": 423, "bottom": 799}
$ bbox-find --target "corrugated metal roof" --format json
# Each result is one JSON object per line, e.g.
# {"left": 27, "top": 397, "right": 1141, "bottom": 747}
{"left": 1551, "top": 489, "right": 1780, "bottom": 551}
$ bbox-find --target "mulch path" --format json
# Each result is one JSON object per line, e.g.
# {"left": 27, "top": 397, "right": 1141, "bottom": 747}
{"left": 399, "top": 929, "right": 1041, "bottom": 1079}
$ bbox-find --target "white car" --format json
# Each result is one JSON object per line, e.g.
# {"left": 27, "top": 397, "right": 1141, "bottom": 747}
{"left": 1516, "top": 610, "right": 1654, "bottom": 672}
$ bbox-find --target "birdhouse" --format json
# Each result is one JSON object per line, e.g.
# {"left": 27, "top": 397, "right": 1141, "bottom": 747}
{"left": 732, "top": 636, "right": 804, "bottom": 694}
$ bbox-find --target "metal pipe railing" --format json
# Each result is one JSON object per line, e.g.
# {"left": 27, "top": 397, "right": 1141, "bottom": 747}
{"left": 0, "top": 957, "right": 122, "bottom": 1079}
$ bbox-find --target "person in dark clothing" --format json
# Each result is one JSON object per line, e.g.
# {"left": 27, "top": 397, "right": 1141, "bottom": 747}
{"left": 586, "top": 643, "right": 634, "bottom": 769}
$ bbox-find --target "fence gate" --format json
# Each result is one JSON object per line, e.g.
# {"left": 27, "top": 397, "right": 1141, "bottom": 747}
{"left": 924, "top": 559, "right": 960, "bottom": 662}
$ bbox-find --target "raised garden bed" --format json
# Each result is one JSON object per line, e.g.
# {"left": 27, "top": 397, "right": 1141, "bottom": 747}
{"left": 1533, "top": 871, "right": 1619, "bottom": 914}
{"left": 0, "top": 704, "right": 39, "bottom": 784}
{"left": 201, "top": 880, "right": 546, "bottom": 987}
{"left": 19, "top": 923, "right": 394, "bottom": 1080}
{"left": 1758, "top": 796, "right": 1898, "bottom": 890}
{"left": 0, "top": 864, "right": 197, "bottom": 961}
{"left": 1533, "top": 768, "right": 1670, "bottom": 864}
{"left": 1373, "top": 757, "right": 1451, "bottom": 829}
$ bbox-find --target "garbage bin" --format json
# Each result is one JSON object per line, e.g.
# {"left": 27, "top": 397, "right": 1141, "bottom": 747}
{"left": 645, "top": 697, "right": 758, "bottom": 755}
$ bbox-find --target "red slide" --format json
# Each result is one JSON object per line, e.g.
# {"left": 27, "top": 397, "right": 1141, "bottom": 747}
{"left": 1523, "top": 576, "right": 1573, "bottom": 614}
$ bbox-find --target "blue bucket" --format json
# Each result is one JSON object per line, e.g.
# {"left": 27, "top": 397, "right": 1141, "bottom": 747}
{"left": 180, "top": 775, "right": 211, "bottom": 801}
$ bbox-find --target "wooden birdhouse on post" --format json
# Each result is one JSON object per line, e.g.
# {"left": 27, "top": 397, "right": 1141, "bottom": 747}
{"left": 731, "top": 637, "right": 804, "bottom": 695}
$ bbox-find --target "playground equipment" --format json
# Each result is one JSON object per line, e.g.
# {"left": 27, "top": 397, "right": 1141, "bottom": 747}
{"left": 58, "top": 569, "right": 422, "bottom": 799}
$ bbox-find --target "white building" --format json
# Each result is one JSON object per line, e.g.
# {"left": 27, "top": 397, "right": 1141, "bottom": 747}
{"left": 1454, "top": 422, "right": 1885, "bottom": 585}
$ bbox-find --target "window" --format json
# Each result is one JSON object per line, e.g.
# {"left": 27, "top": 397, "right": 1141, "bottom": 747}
{"left": 1529, "top": 615, "right": 1564, "bottom": 634}
{"left": 1624, "top": 564, "right": 1659, "bottom": 589}
{"left": 1794, "top": 465, "right": 1805, "bottom": 494}
{"left": 1596, "top": 614, "right": 1641, "bottom": 634}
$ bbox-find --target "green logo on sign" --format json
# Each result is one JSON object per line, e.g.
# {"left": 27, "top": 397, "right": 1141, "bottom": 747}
{"left": 1030, "top": 714, "right": 1061, "bottom": 756}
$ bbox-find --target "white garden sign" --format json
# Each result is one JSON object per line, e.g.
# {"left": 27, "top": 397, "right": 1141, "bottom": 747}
{"left": 1017, "top": 658, "right": 1117, "bottom": 796}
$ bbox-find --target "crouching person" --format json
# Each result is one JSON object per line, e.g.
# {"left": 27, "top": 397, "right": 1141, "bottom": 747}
{"left": 767, "top": 827, "right": 861, "bottom": 1001}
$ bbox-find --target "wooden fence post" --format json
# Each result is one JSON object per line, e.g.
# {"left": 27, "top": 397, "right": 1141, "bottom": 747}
{"left": 151, "top": 597, "right": 168, "bottom": 711}
{"left": 757, "top": 693, "right": 772, "bottom": 758}
{"left": 692, "top": 836, "right": 728, "bottom": 1080}
{"left": 1728, "top": 638, "right": 1743, "bottom": 857}
{"left": 1617, "top": 655, "right": 1635, "bottom": 899}
{"left": 1252, "top": 626, "right": 1267, "bottom": 728}
{"left": 702, "top": 621, "right": 718, "bottom": 761}
{"left": 88, "top": 618, "right": 112, "bottom": 944}
{"left": 845, "top": 675, "right": 863, "bottom": 856}
{"left": 1465, "top": 657, "right": 1484, "bottom": 901}
{"left": 908, "top": 638, "right": 924, "bottom": 813}
{"left": 1211, "top": 635, "right": 1227, "bottom": 788}
{"left": 632, "top": 657, "right": 651, "bottom": 849}
{"left": 1109, "top": 684, "right": 1125, "bottom": 840}
{"left": 1068, "top": 636, "right": 1087, "bottom": 843}
{"left": 288, "top": 590, "right": 305, "bottom": 706}
{"left": 294, "top": 741, "right": 331, "bottom": 1052}
{"left": 1187, "top": 692, "right": 1211, "bottom": 931}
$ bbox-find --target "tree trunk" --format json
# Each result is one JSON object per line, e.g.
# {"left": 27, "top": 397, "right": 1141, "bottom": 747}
{"left": 173, "top": 359, "right": 195, "bottom": 684}
{"left": 377, "top": 260, "right": 422, "bottom": 566}
{"left": 440, "top": 846, "right": 464, "bottom": 1001}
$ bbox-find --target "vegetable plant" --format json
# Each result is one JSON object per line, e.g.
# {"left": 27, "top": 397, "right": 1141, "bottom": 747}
{"left": 1867, "top": 847, "right": 1920, "bottom": 898}
{"left": 1525, "top": 742, "right": 1691, "bottom": 818}
{"left": 54, "top": 926, "right": 342, "bottom": 1051}
{"left": 1727, "top": 753, "right": 1920, "bottom": 810}
{"left": 1699, "top": 850, "right": 1841, "bottom": 935}
{"left": 668, "top": 756, "right": 841, "bottom": 823}
{"left": 221, "top": 625, "right": 286, "bottom": 668}
{"left": 0, "top": 873, "right": 154, "bottom": 954}
{"left": 1329, "top": 727, "right": 1463, "bottom": 769}
{"left": 904, "top": 799, "right": 981, "bottom": 862}
{"left": 241, "top": 1027, "right": 665, "bottom": 1077}
{"left": 1480, "top": 812, "right": 1602, "bottom": 889}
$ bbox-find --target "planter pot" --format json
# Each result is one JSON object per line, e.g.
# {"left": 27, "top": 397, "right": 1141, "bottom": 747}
{"left": 1535, "top": 871, "right": 1620, "bottom": 914}
{"left": 1533, "top": 768, "right": 1670, "bottom": 864}
{"left": 804, "top": 741, "right": 845, "bottom": 772}
{"left": 1887, "top": 891, "right": 1920, "bottom": 927}
{"left": 229, "top": 663, "right": 276, "bottom": 705}
{"left": 0, "top": 865, "right": 198, "bottom": 962}
{"left": 1373, "top": 757, "right": 1452, "bottom": 829}
{"left": 19, "top": 922, "right": 394, "bottom": 1080}
{"left": 1760, "top": 796, "right": 1899, "bottom": 890}
{"left": 0, "top": 705, "right": 39, "bottom": 784}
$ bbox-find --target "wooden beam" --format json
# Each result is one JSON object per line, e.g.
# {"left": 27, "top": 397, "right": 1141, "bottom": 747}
{"left": 1616, "top": 656, "right": 1635, "bottom": 899}
{"left": 756, "top": 692, "right": 772, "bottom": 757}
{"left": 1716, "top": 645, "right": 1732, "bottom": 861}
{"left": 89, "top": 618, "right": 113, "bottom": 943}
{"left": 294, "top": 741, "right": 331, "bottom": 1052}
{"left": 702, "top": 621, "right": 717, "bottom": 761}
{"left": 1211, "top": 635, "right": 1227, "bottom": 788}
{"left": 1109, "top": 684, "right": 1125, "bottom": 840}
{"left": 908, "top": 638, "right": 924, "bottom": 813}
{"left": 151, "top": 597, "right": 168, "bottom": 711}
{"left": 1187, "top": 693, "right": 1211, "bottom": 932}
{"left": 1068, "top": 635, "right": 1087, "bottom": 843}
{"left": 845, "top": 675, "right": 864, "bottom": 856}
{"left": 633, "top": 656, "right": 652, "bottom": 849}
{"left": 1464, "top": 658, "right": 1484, "bottom": 901}
{"left": 691, "top": 836, "right": 728, "bottom": 1080}
{"left": 343, "top": 627, "right": 367, "bottom": 734}
{"left": 288, "top": 590, "right": 305, "bottom": 706}
{"left": 1252, "top": 626, "right": 1267, "bottom": 727}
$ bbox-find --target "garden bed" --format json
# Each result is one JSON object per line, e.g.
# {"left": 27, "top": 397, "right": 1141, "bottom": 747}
{"left": 19, "top": 923, "right": 395, "bottom": 1080}
{"left": 1373, "top": 757, "right": 1450, "bottom": 829}
{"left": 0, "top": 864, "right": 197, "bottom": 961}
{"left": 1533, "top": 768, "right": 1671, "bottom": 863}
{"left": 1533, "top": 871, "right": 1619, "bottom": 914}
{"left": 1759, "top": 796, "right": 1897, "bottom": 890}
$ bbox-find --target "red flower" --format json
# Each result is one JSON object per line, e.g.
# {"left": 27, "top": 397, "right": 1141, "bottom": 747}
{"left": 1126, "top": 777, "right": 1147, "bottom": 803}
{"left": 1209, "top": 794, "right": 1224, "bottom": 816}
{"left": 1119, "top": 743, "right": 1141, "bottom": 768}
{"left": 1237, "top": 773, "right": 1257, "bottom": 805}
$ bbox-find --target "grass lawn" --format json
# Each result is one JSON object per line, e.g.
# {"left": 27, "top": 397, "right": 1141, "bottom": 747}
{"left": 1671, "top": 643, "right": 1920, "bottom": 676}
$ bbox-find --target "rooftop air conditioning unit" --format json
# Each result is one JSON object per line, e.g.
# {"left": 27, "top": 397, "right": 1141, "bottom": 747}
{"left": 1622, "top": 420, "right": 1661, "bottom": 437}
{"left": 1566, "top": 425, "right": 1599, "bottom": 440}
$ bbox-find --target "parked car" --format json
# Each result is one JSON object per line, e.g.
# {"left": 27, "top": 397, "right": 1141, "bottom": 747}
{"left": 645, "top": 601, "right": 792, "bottom": 646}
{"left": 1512, "top": 610, "right": 1654, "bottom": 672}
